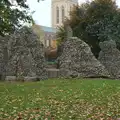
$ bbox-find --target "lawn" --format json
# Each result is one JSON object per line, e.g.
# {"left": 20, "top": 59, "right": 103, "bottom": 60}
{"left": 0, "top": 79, "right": 120, "bottom": 120}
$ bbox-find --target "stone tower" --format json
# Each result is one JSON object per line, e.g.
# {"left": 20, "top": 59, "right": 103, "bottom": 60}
{"left": 51, "top": 0, "right": 78, "bottom": 28}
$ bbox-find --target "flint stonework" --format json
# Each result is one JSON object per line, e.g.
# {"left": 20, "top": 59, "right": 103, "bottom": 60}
{"left": 98, "top": 40, "right": 120, "bottom": 79}
{"left": 0, "top": 36, "right": 9, "bottom": 80}
{"left": 57, "top": 37, "right": 110, "bottom": 78}
{"left": 0, "top": 27, "right": 47, "bottom": 80}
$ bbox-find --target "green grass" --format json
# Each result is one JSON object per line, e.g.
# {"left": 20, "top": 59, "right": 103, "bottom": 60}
{"left": 0, "top": 79, "right": 120, "bottom": 120}
{"left": 47, "top": 61, "right": 57, "bottom": 65}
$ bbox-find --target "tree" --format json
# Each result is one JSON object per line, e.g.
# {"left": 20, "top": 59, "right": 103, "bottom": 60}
{"left": 56, "top": 25, "right": 66, "bottom": 46}
{"left": 0, "top": 0, "right": 44, "bottom": 36}
{"left": 86, "top": 12, "right": 120, "bottom": 43}
{"left": 57, "top": 0, "right": 118, "bottom": 58}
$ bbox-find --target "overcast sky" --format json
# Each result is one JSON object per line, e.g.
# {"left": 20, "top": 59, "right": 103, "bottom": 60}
{"left": 26, "top": 0, "right": 120, "bottom": 27}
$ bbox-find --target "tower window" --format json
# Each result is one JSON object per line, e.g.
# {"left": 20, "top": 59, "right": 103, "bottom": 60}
{"left": 62, "top": 6, "right": 65, "bottom": 22}
{"left": 56, "top": 6, "right": 59, "bottom": 24}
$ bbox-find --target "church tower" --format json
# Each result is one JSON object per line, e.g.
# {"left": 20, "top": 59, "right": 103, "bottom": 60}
{"left": 51, "top": 0, "right": 78, "bottom": 28}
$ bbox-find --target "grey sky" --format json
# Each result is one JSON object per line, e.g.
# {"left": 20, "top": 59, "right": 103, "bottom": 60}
{"left": 26, "top": 0, "right": 120, "bottom": 27}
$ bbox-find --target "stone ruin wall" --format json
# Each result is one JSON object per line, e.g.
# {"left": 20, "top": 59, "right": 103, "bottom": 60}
{"left": 0, "top": 27, "right": 120, "bottom": 80}
{"left": 0, "top": 27, "right": 47, "bottom": 81}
